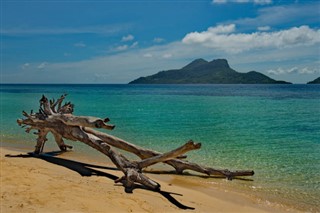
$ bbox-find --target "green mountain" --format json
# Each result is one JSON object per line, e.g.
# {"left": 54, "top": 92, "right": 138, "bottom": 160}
{"left": 129, "top": 59, "right": 291, "bottom": 84}
{"left": 307, "top": 77, "right": 320, "bottom": 84}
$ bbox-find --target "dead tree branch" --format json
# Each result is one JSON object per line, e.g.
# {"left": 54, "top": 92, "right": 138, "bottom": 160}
{"left": 17, "top": 94, "right": 254, "bottom": 192}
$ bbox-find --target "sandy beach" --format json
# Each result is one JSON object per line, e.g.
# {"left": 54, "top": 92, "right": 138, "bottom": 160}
{"left": 1, "top": 146, "right": 294, "bottom": 213}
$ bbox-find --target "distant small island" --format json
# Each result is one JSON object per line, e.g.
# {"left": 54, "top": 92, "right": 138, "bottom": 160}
{"left": 129, "top": 58, "right": 291, "bottom": 84}
{"left": 307, "top": 77, "right": 320, "bottom": 84}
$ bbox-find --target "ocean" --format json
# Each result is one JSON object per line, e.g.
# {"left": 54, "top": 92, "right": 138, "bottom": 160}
{"left": 1, "top": 84, "right": 319, "bottom": 212}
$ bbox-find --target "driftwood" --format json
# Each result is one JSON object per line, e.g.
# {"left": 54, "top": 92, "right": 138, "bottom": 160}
{"left": 17, "top": 94, "right": 254, "bottom": 192}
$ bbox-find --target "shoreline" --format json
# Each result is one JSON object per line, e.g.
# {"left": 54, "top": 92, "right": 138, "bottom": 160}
{"left": 1, "top": 145, "right": 297, "bottom": 213}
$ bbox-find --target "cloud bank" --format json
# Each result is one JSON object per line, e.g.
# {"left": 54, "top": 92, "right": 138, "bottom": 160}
{"left": 267, "top": 67, "right": 319, "bottom": 75}
{"left": 122, "top": 34, "right": 134, "bottom": 42}
{"left": 182, "top": 24, "right": 320, "bottom": 53}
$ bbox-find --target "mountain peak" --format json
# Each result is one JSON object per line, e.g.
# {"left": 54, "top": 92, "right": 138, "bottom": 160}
{"left": 182, "top": 58, "right": 208, "bottom": 70}
{"left": 193, "top": 58, "right": 208, "bottom": 63}
{"left": 209, "top": 59, "right": 230, "bottom": 68}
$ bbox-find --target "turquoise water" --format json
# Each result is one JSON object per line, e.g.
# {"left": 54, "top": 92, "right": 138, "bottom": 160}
{"left": 1, "top": 84, "right": 319, "bottom": 211}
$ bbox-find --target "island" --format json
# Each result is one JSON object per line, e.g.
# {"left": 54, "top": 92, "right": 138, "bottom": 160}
{"left": 307, "top": 77, "right": 320, "bottom": 84}
{"left": 129, "top": 58, "right": 291, "bottom": 84}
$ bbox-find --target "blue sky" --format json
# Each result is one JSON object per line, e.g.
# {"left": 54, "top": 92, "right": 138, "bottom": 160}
{"left": 1, "top": 0, "right": 319, "bottom": 83}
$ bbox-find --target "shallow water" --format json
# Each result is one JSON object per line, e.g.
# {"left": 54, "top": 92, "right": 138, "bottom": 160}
{"left": 1, "top": 84, "right": 319, "bottom": 211}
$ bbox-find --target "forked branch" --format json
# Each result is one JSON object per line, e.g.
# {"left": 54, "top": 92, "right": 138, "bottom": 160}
{"left": 17, "top": 95, "right": 254, "bottom": 193}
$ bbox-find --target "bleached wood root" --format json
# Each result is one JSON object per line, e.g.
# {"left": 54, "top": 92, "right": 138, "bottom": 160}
{"left": 17, "top": 94, "right": 254, "bottom": 192}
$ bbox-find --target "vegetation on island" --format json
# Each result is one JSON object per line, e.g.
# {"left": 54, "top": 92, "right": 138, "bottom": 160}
{"left": 129, "top": 58, "right": 291, "bottom": 84}
{"left": 307, "top": 77, "right": 320, "bottom": 84}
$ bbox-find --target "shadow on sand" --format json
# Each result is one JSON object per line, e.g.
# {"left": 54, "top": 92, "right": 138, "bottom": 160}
{"left": 5, "top": 151, "right": 195, "bottom": 210}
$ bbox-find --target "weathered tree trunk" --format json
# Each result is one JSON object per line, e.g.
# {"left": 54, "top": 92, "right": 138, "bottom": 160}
{"left": 17, "top": 94, "right": 254, "bottom": 192}
{"left": 83, "top": 127, "right": 254, "bottom": 179}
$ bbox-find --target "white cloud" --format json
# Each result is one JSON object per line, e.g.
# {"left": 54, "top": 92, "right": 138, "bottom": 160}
{"left": 162, "top": 53, "right": 173, "bottom": 58}
{"left": 182, "top": 24, "right": 320, "bottom": 53}
{"left": 257, "top": 26, "right": 270, "bottom": 31}
{"left": 212, "top": 0, "right": 227, "bottom": 4}
{"left": 267, "top": 67, "right": 319, "bottom": 75}
{"left": 235, "top": 0, "right": 250, "bottom": 2}
{"left": 209, "top": 24, "right": 236, "bottom": 34}
{"left": 74, "top": 41, "right": 86, "bottom": 48}
{"left": 153, "top": 37, "right": 165, "bottom": 43}
{"left": 253, "top": 0, "right": 272, "bottom": 5}
{"left": 93, "top": 73, "right": 110, "bottom": 82}
{"left": 114, "top": 41, "right": 138, "bottom": 52}
{"left": 143, "top": 53, "right": 153, "bottom": 58}
{"left": 300, "top": 67, "right": 319, "bottom": 74}
{"left": 37, "top": 62, "right": 48, "bottom": 69}
{"left": 212, "top": 0, "right": 272, "bottom": 4}
{"left": 116, "top": 45, "right": 128, "bottom": 51}
{"left": 121, "top": 34, "right": 134, "bottom": 42}
{"left": 21, "top": 63, "right": 30, "bottom": 70}
{"left": 182, "top": 24, "right": 236, "bottom": 44}
{"left": 130, "top": 41, "right": 138, "bottom": 48}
